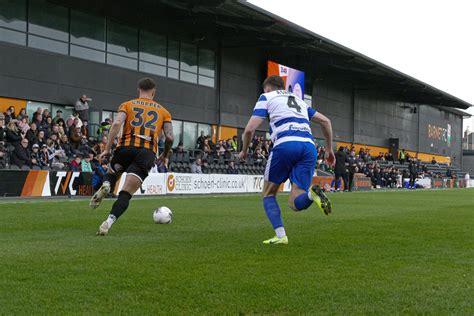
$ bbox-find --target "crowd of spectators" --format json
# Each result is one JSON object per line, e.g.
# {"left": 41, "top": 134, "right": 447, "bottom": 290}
{"left": 0, "top": 96, "right": 113, "bottom": 175}
{"left": 331, "top": 145, "right": 459, "bottom": 191}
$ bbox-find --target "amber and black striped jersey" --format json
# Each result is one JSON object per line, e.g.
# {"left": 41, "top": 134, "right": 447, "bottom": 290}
{"left": 117, "top": 98, "right": 172, "bottom": 154}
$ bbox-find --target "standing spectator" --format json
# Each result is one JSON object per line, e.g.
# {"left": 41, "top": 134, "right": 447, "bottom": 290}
{"left": 0, "top": 113, "right": 6, "bottom": 143}
{"left": 334, "top": 146, "right": 349, "bottom": 191}
{"left": 191, "top": 158, "right": 202, "bottom": 173}
{"left": 75, "top": 94, "right": 90, "bottom": 121}
{"left": 197, "top": 131, "right": 206, "bottom": 149}
{"left": 465, "top": 172, "right": 470, "bottom": 188}
{"left": 97, "top": 118, "right": 111, "bottom": 137}
{"left": 52, "top": 110, "right": 65, "bottom": 126}
{"left": 347, "top": 150, "right": 357, "bottom": 191}
{"left": 230, "top": 135, "right": 238, "bottom": 152}
{"left": 69, "top": 155, "right": 82, "bottom": 171}
{"left": 30, "top": 144, "right": 42, "bottom": 167}
{"left": 399, "top": 149, "right": 406, "bottom": 165}
{"left": 408, "top": 159, "right": 417, "bottom": 189}
{"left": 202, "top": 138, "right": 211, "bottom": 156}
{"left": 6, "top": 121, "right": 23, "bottom": 147}
{"left": 227, "top": 160, "right": 238, "bottom": 174}
{"left": 25, "top": 122, "right": 37, "bottom": 147}
{"left": 11, "top": 138, "right": 32, "bottom": 168}
{"left": 81, "top": 153, "right": 93, "bottom": 172}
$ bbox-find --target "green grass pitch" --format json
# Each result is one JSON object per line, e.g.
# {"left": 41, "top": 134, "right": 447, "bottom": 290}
{"left": 1, "top": 189, "right": 473, "bottom": 314}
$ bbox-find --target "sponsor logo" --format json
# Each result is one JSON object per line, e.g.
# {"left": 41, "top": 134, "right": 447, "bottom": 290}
{"left": 167, "top": 174, "right": 175, "bottom": 192}
{"left": 428, "top": 124, "right": 451, "bottom": 145}
{"left": 279, "top": 65, "right": 289, "bottom": 76}
{"left": 288, "top": 124, "right": 311, "bottom": 133}
{"left": 52, "top": 171, "right": 92, "bottom": 196}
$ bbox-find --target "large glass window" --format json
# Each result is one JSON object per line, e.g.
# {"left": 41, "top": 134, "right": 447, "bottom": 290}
{"left": 0, "top": 0, "right": 27, "bottom": 31}
{"left": 107, "top": 53, "right": 137, "bottom": 70}
{"left": 172, "top": 120, "right": 183, "bottom": 147}
{"left": 198, "top": 48, "right": 215, "bottom": 77}
{"left": 183, "top": 121, "right": 197, "bottom": 149}
{"left": 0, "top": 27, "right": 26, "bottom": 45}
{"left": 198, "top": 123, "right": 212, "bottom": 138}
{"left": 167, "top": 40, "right": 179, "bottom": 78}
{"left": 198, "top": 48, "right": 215, "bottom": 87}
{"left": 28, "top": 0, "right": 68, "bottom": 42}
{"left": 26, "top": 101, "right": 51, "bottom": 119}
{"left": 107, "top": 20, "right": 138, "bottom": 58}
{"left": 180, "top": 42, "right": 197, "bottom": 83}
{"left": 70, "top": 10, "right": 105, "bottom": 50}
{"left": 139, "top": 61, "right": 166, "bottom": 77}
{"left": 28, "top": 35, "right": 68, "bottom": 54}
{"left": 70, "top": 45, "right": 105, "bottom": 63}
{"left": 139, "top": 30, "right": 166, "bottom": 65}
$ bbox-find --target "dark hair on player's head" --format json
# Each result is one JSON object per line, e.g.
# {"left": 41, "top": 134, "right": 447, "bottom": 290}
{"left": 138, "top": 77, "right": 156, "bottom": 91}
{"left": 262, "top": 75, "right": 285, "bottom": 90}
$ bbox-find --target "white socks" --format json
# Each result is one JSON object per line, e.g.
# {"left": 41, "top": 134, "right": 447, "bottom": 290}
{"left": 275, "top": 227, "right": 286, "bottom": 238}
{"left": 307, "top": 191, "right": 314, "bottom": 201}
{"left": 106, "top": 214, "right": 116, "bottom": 227}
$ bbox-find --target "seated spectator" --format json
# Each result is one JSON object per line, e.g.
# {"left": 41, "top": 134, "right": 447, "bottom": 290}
{"left": 0, "top": 143, "right": 7, "bottom": 169}
{"left": 431, "top": 157, "right": 437, "bottom": 165}
{"left": 81, "top": 120, "right": 89, "bottom": 139}
{"left": 202, "top": 138, "right": 211, "bottom": 156}
{"left": 49, "top": 124, "right": 60, "bottom": 139}
{"left": 42, "top": 109, "right": 51, "bottom": 120}
{"left": 0, "top": 113, "right": 6, "bottom": 143}
{"left": 11, "top": 138, "right": 32, "bottom": 168}
{"left": 6, "top": 120, "right": 22, "bottom": 147}
{"left": 174, "top": 141, "right": 184, "bottom": 153}
{"left": 52, "top": 110, "right": 65, "bottom": 126}
{"left": 34, "top": 114, "right": 49, "bottom": 137}
{"left": 46, "top": 139, "right": 65, "bottom": 169}
{"left": 25, "top": 122, "right": 37, "bottom": 146}
{"left": 30, "top": 144, "right": 42, "bottom": 167}
{"left": 217, "top": 140, "right": 226, "bottom": 156}
{"left": 72, "top": 113, "right": 83, "bottom": 128}
{"left": 70, "top": 155, "right": 82, "bottom": 171}
{"left": 81, "top": 153, "right": 93, "bottom": 172}
{"left": 36, "top": 130, "right": 46, "bottom": 148}
{"left": 3, "top": 107, "right": 14, "bottom": 124}
{"left": 227, "top": 160, "right": 238, "bottom": 174}
{"left": 39, "top": 144, "right": 49, "bottom": 166}
{"left": 191, "top": 158, "right": 202, "bottom": 174}
{"left": 253, "top": 146, "right": 265, "bottom": 163}
{"left": 69, "top": 126, "right": 83, "bottom": 150}
{"left": 92, "top": 158, "right": 108, "bottom": 191}
{"left": 18, "top": 116, "right": 30, "bottom": 134}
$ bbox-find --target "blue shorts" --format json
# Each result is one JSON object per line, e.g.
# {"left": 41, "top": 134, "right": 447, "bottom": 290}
{"left": 264, "top": 141, "right": 317, "bottom": 191}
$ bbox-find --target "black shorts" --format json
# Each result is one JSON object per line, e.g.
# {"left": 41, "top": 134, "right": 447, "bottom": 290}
{"left": 110, "top": 146, "right": 155, "bottom": 182}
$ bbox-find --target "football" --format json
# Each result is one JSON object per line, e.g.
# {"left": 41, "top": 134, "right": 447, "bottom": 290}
{"left": 153, "top": 207, "right": 173, "bottom": 224}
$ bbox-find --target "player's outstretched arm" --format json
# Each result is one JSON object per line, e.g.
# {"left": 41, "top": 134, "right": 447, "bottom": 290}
{"left": 100, "top": 112, "right": 126, "bottom": 159}
{"left": 239, "top": 116, "right": 264, "bottom": 161}
{"left": 311, "top": 112, "right": 335, "bottom": 166}
{"left": 162, "top": 122, "right": 174, "bottom": 158}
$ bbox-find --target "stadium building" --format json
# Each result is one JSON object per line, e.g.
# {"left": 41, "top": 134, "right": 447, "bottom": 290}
{"left": 0, "top": 0, "right": 472, "bottom": 168}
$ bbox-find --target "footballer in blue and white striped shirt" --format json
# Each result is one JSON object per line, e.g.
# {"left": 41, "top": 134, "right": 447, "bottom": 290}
{"left": 239, "top": 75, "right": 335, "bottom": 245}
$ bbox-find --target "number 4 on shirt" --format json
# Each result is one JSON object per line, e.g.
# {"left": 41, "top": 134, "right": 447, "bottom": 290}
{"left": 287, "top": 96, "right": 301, "bottom": 113}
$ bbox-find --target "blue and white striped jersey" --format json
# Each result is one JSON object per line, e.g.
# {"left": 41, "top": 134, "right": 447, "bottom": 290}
{"left": 252, "top": 90, "right": 317, "bottom": 148}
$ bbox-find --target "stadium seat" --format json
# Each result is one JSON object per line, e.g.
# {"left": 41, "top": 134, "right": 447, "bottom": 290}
{"left": 10, "top": 165, "right": 20, "bottom": 170}
{"left": 32, "top": 166, "right": 41, "bottom": 170}
{"left": 21, "top": 165, "right": 31, "bottom": 171}
{"left": 183, "top": 152, "right": 190, "bottom": 163}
